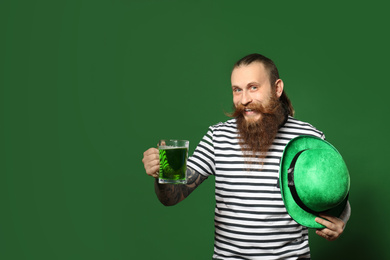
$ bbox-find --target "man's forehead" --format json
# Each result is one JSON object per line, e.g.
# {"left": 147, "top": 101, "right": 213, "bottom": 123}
{"left": 231, "top": 62, "right": 269, "bottom": 85}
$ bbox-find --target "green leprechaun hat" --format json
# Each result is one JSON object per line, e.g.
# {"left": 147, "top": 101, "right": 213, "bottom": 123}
{"left": 279, "top": 135, "right": 350, "bottom": 228}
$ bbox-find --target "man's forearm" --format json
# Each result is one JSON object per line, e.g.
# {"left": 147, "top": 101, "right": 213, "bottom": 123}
{"left": 154, "top": 167, "right": 207, "bottom": 206}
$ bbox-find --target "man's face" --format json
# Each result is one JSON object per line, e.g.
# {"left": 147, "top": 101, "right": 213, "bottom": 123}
{"left": 231, "top": 62, "right": 282, "bottom": 122}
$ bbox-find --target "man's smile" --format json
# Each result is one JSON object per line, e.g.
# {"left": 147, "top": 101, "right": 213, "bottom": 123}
{"left": 244, "top": 108, "right": 256, "bottom": 115}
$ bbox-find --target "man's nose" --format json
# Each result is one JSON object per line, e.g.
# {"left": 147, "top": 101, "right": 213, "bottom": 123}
{"left": 241, "top": 91, "right": 252, "bottom": 106}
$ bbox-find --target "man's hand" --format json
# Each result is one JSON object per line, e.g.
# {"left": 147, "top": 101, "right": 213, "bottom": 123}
{"left": 142, "top": 148, "right": 160, "bottom": 178}
{"left": 315, "top": 213, "right": 345, "bottom": 241}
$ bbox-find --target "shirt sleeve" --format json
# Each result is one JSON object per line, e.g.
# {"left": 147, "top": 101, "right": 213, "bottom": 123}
{"left": 339, "top": 200, "right": 351, "bottom": 228}
{"left": 187, "top": 127, "right": 216, "bottom": 177}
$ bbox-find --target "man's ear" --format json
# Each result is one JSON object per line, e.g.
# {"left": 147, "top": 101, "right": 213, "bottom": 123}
{"left": 275, "top": 79, "right": 284, "bottom": 98}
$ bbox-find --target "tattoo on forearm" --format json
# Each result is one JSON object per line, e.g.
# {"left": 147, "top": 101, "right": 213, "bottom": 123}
{"left": 155, "top": 167, "right": 206, "bottom": 206}
{"left": 186, "top": 167, "right": 200, "bottom": 184}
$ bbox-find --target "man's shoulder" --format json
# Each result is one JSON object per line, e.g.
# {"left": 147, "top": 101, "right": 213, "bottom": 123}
{"left": 283, "top": 116, "right": 325, "bottom": 138}
{"left": 211, "top": 118, "right": 237, "bottom": 128}
{"left": 285, "top": 116, "right": 318, "bottom": 128}
{"left": 209, "top": 118, "right": 237, "bottom": 132}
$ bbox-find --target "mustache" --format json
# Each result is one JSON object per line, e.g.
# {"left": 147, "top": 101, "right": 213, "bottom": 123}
{"left": 227, "top": 101, "right": 279, "bottom": 118}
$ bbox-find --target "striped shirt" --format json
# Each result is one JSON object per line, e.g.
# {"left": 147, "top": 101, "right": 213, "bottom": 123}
{"left": 187, "top": 116, "right": 325, "bottom": 260}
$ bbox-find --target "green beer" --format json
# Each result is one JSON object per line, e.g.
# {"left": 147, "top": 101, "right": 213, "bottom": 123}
{"left": 159, "top": 145, "right": 188, "bottom": 184}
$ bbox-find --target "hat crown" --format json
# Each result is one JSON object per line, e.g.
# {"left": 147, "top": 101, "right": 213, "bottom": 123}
{"left": 280, "top": 135, "right": 350, "bottom": 228}
{"left": 294, "top": 149, "right": 350, "bottom": 212}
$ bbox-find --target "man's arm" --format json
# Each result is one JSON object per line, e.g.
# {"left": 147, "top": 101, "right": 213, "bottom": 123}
{"left": 154, "top": 167, "right": 207, "bottom": 206}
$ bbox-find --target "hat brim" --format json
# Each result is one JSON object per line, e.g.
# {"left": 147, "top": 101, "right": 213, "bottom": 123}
{"left": 279, "top": 135, "right": 348, "bottom": 228}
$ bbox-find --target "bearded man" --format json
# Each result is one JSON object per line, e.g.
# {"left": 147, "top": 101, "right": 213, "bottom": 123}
{"left": 142, "top": 54, "right": 351, "bottom": 259}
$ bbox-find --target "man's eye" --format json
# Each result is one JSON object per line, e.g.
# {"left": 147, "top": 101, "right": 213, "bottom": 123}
{"left": 233, "top": 88, "right": 242, "bottom": 93}
{"left": 250, "top": 86, "right": 257, "bottom": 90}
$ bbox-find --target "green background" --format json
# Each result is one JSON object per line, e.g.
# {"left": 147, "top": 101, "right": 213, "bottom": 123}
{"left": 1, "top": 0, "right": 389, "bottom": 259}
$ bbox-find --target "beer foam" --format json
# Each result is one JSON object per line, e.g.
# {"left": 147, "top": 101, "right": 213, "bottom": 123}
{"left": 159, "top": 145, "right": 187, "bottom": 150}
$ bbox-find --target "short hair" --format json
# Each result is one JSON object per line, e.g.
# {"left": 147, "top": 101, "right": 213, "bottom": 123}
{"left": 233, "top": 53, "right": 294, "bottom": 116}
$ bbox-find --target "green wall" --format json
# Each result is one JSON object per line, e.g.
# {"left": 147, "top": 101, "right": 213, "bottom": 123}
{"left": 1, "top": 0, "right": 389, "bottom": 259}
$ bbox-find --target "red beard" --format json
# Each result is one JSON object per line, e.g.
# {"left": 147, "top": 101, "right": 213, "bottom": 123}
{"left": 230, "top": 96, "right": 287, "bottom": 160}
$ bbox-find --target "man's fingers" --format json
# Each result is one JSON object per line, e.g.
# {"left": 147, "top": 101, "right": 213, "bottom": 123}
{"left": 142, "top": 147, "right": 160, "bottom": 178}
{"left": 316, "top": 214, "right": 344, "bottom": 230}
{"left": 316, "top": 229, "right": 337, "bottom": 241}
{"left": 143, "top": 147, "right": 159, "bottom": 157}
{"left": 315, "top": 214, "right": 345, "bottom": 241}
{"left": 316, "top": 229, "right": 327, "bottom": 240}
{"left": 146, "top": 164, "right": 160, "bottom": 177}
{"left": 314, "top": 216, "right": 329, "bottom": 227}
{"left": 315, "top": 216, "right": 335, "bottom": 230}
{"left": 143, "top": 159, "right": 160, "bottom": 175}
